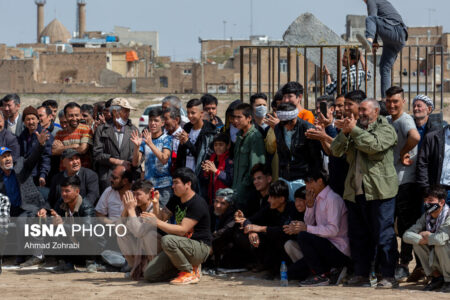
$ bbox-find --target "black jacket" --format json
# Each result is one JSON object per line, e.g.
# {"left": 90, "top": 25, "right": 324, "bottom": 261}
{"left": 0, "top": 129, "right": 20, "bottom": 161}
{"left": 0, "top": 144, "right": 48, "bottom": 214}
{"left": 274, "top": 118, "right": 323, "bottom": 181}
{"left": 48, "top": 167, "right": 100, "bottom": 209}
{"left": 416, "top": 126, "right": 446, "bottom": 188}
{"left": 210, "top": 204, "right": 236, "bottom": 240}
{"left": 245, "top": 201, "right": 304, "bottom": 236}
{"left": 55, "top": 195, "right": 96, "bottom": 218}
{"left": 93, "top": 120, "right": 138, "bottom": 192}
{"left": 176, "top": 120, "right": 216, "bottom": 176}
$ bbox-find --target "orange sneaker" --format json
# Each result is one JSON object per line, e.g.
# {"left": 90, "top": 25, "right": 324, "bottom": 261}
{"left": 193, "top": 265, "right": 202, "bottom": 280}
{"left": 170, "top": 271, "right": 199, "bottom": 285}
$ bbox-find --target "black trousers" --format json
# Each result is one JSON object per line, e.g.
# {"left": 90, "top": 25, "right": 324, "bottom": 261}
{"left": 395, "top": 183, "right": 422, "bottom": 265}
{"left": 297, "top": 231, "right": 349, "bottom": 275}
{"left": 346, "top": 195, "right": 398, "bottom": 278}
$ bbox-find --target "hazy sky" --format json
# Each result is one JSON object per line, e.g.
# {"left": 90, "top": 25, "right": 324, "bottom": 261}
{"left": 1, "top": 0, "right": 448, "bottom": 61}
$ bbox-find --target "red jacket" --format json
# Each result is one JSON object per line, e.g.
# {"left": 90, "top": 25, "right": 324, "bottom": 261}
{"left": 204, "top": 151, "right": 233, "bottom": 204}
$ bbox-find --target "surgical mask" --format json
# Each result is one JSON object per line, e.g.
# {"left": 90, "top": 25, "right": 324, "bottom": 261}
{"left": 116, "top": 117, "right": 127, "bottom": 126}
{"left": 254, "top": 106, "right": 267, "bottom": 118}
{"left": 424, "top": 203, "right": 441, "bottom": 214}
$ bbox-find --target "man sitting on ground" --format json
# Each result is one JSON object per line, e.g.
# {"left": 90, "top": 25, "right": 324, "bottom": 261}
{"left": 234, "top": 180, "right": 303, "bottom": 279}
{"left": 118, "top": 179, "right": 160, "bottom": 280}
{"left": 296, "top": 171, "right": 350, "bottom": 287}
{"left": 38, "top": 176, "right": 99, "bottom": 273}
{"left": 95, "top": 165, "right": 133, "bottom": 221}
{"left": 143, "top": 167, "right": 211, "bottom": 284}
{"left": 403, "top": 185, "right": 450, "bottom": 293}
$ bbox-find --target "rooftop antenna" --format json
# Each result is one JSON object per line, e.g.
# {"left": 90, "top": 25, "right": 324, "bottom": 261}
{"left": 250, "top": 0, "right": 254, "bottom": 37}
{"left": 223, "top": 20, "right": 227, "bottom": 40}
{"left": 428, "top": 8, "right": 436, "bottom": 26}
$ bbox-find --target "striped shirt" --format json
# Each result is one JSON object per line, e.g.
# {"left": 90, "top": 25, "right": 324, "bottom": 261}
{"left": 55, "top": 123, "right": 93, "bottom": 169}
{"left": 325, "top": 65, "right": 372, "bottom": 96}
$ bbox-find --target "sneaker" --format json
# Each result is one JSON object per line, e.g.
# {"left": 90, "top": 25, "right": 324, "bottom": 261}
{"left": 20, "top": 256, "right": 45, "bottom": 268}
{"left": 193, "top": 265, "right": 202, "bottom": 280}
{"left": 423, "top": 276, "right": 444, "bottom": 291}
{"left": 335, "top": 266, "right": 348, "bottom": 285}
{"left": 440, "top": 282, "right": 450, "bottom": 293}
{"left": 356, "top": 33, "right": 372, "bottom": 53}
{"left": 395, "top": 265, "right": 410, "bottom": 281}
{"left": 407, "top": 267, "right": 425, "bottom": 282}
{"left": 170, "top": 271, "right": 199, "bottom": 285}
{"left": 51, "top": 260, "right": 75, "bottom": 273}
{"left": 299, "top": 274, "right": 330, "bottom": 287}
{"left": 345, "top": 275, "right": 371, "bottom": 287}
{"left": 376, "top": 277, "right": 399, "bottom": 289}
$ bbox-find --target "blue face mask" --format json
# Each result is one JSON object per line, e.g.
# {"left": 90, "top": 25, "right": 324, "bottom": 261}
{"left": 254, "top": 105, "right": 267, "bottom": 118}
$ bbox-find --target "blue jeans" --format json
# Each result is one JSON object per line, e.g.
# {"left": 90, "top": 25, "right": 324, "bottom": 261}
{"left": 366, "top": 16, "right": 406, "bottom": 98}
{"left": 346, "top": 195, "right": 398, "bottom": 278}
{"left": 157, "top": 186, "right": 173, "bottom": 207}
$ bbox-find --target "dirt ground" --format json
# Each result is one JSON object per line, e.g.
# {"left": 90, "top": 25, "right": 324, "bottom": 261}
{"left": 0, "top": 268, "right": 449, "bottom": 300}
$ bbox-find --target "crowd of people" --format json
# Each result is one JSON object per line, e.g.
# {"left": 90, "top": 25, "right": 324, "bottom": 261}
{"left": 0, "top": 79, "right": 448, "bottom": 291}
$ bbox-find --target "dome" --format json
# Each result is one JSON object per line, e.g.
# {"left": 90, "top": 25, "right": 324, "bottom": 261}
{"left": 40, "top": 19, "right": 71, "bottom": 44}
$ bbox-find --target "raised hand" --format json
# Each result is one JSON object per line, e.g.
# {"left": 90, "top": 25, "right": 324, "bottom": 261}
{"left": 130, "top": 130, "right": 143, "bottom": 147}
{"left": 123, "top": 190, "right": 137, "bottom": 211}
{"left": 35, "top": 129, "right": 50, "bottom": 146}
{"left": 142, "top": 129, "right": 153, "bottom": 146}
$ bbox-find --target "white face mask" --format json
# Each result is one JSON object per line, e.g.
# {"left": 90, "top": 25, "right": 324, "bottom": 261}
{"left": 116, "top": 117, "right": 127, "bottom": 126}
{"left": 254, "top": 105, "right": 267, "bottom": 118}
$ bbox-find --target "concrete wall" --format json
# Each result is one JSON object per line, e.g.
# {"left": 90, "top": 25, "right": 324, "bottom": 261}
{"left": 114, "top": 26, "right": 158, "bottom": 56}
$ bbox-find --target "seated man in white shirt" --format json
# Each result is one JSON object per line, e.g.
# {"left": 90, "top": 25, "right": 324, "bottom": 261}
{"left": 95, "top": 165, "right": 132, "bottom": 221}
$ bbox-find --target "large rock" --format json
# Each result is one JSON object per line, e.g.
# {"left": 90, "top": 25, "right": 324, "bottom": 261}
{"left": 283, "top": 13, "right": 379, "bottom": 98}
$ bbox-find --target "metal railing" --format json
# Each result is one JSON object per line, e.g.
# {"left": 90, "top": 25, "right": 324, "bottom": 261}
{"left": 239, "top": 45, "right": 445, "bottom": 110}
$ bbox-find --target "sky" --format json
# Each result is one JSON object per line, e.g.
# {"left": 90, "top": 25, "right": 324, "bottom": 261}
{"left": 1, "top": 0, "right": 449, "bottom": 61}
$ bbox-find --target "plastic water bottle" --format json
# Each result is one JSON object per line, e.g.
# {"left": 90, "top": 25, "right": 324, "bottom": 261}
{"left": 280, "top": 261, "right": 288, "bottom": 287}
{"left": 369, "top": 262, "right": 377, "bottom": 287}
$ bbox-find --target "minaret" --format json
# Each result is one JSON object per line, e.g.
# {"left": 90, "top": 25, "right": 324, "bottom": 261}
{"left": 35, "top": 0, "right": 46, "bottom": 43}
{"left": 77, "top": 0, "right": 86, "bottom": 38}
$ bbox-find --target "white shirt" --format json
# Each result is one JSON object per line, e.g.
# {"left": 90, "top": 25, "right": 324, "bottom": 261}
{"left": 95, "top": 187, "right": 124, "bottom": 219}
{"left": 186, "top": 128, "right": 201, "bottom": 171}
{"left": 171, "top": 126, "right": 183, "bottom": 154}
{"left": 7, "top": 114, "right": 19, "bottom": 134}
{"left": 440, "top": 128, "right": 450, "bottom": 186}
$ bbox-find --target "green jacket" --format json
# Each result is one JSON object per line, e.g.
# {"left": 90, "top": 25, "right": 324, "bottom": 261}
{"left": 232, "top": 125, "right": 266, "bottom": 204}
{"left": 330, "top": 116, "right": 398, "bottom": 202}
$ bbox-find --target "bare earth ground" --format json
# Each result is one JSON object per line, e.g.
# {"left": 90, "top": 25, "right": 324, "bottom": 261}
{"left": 4, "top": 94, "right": 448, "bottom": 299}
{"left": 1, "top": 268, "right": 449, "bottom": 300}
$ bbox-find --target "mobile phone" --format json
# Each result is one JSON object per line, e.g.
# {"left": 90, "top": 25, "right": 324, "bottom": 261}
{"left": 151, "top": 190, "right": 155, "bottom": 199}
{"left": 320, "top": 102, "right": 328, "bottom": 117}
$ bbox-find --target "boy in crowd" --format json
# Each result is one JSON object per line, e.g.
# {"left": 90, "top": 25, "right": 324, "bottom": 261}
{"left": 250, "top": 93, "right": 270, "bottom": 138}
{"left": 118, "top": 180, "right": 160, "bottom": 280}
{"left": 403, "top": 185, "right": 450, "bottom": 292}
{"left": 281, "top": 82, "right": 314, "bottom": 124}
{"left": 201, "top": 94, "right": 223, "bottom": 132}
{"left": 176, "top": 99, "right": 216, "bottom": 197}
{"left": 131, "top": 108, "right": 172, "bottom": 206}
{"left": 232, "top": 103, "right": 266, "bottom": 213}
{"left": 234, "top": 180, "right": 303, "bottom": 279}
{"left": 202, "top": 133, "right": 233, "bottom": 204}
{"left": 385, "top": 86, "right": 421, "bottom": 280}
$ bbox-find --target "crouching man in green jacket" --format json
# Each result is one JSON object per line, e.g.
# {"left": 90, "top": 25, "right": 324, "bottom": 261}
{"left": 331, "top": 99, "right": 399, "bottom": 288}
{"left": 403, "top": 185, "right": 450, "bottom": 293}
